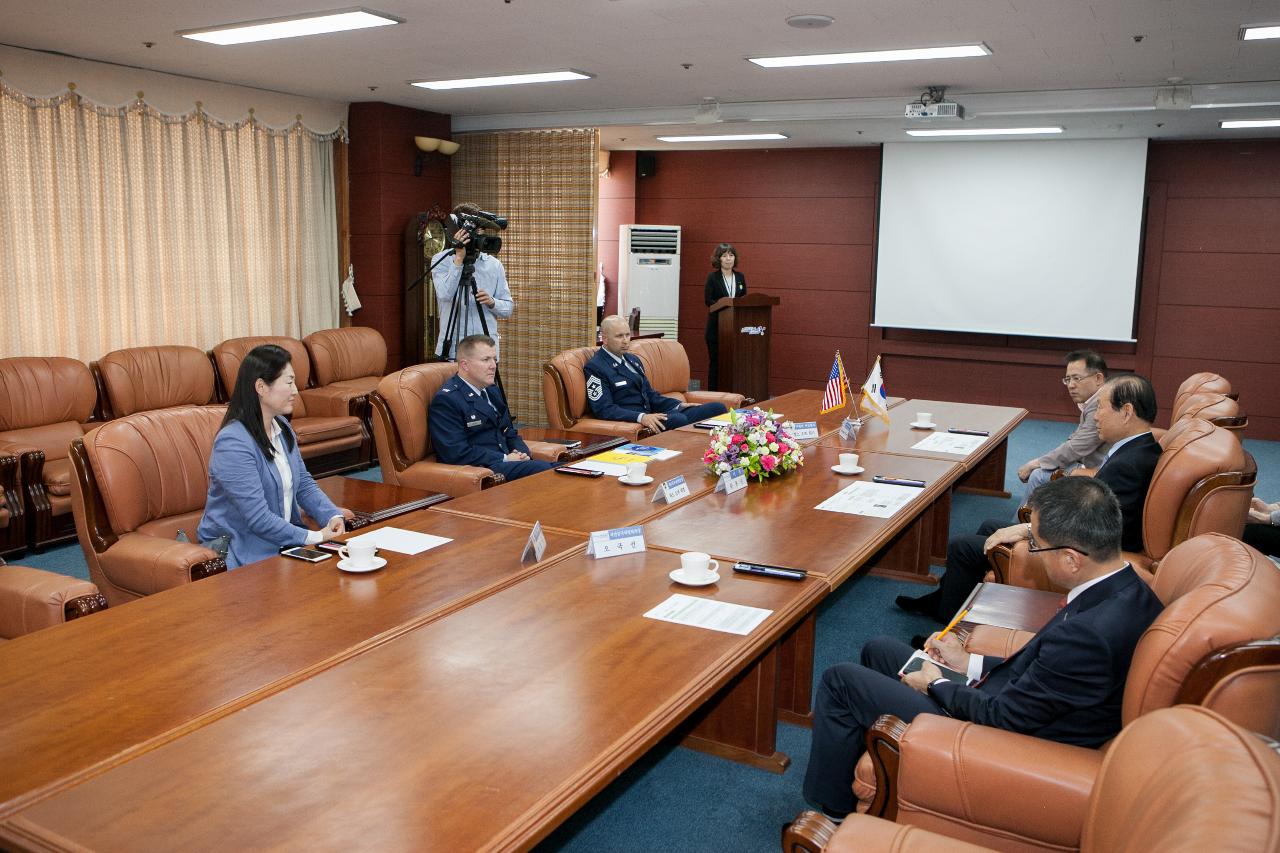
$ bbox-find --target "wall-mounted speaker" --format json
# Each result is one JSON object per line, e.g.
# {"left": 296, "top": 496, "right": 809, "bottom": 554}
{"left": 637, "top": 152, "right": 657, "bottom": 179}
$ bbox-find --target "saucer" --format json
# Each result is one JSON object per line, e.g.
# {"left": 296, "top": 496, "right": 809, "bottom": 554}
{"left": 669, "top": 568, "right": 719, "bottom": 587}
{"left": 831, "top": 464, "right": 865, "bottom": 475}
{"left": 618, "top": 474, "right": 654, "bottom": 486}
{"left": 337, "top": 556, "right": 387, "bottom": 573}
{"left": 909, "top": 421, "right": 937, "bottom": 429}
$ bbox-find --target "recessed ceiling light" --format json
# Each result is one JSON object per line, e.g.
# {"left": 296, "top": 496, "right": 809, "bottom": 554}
{"left": 1219, "top": 118, "right": 1280, "bottom": 128}
{"left": 412, "top": 70, "right": 592, "bottom": 90}
{"left": 179, "top": 8, "right": 401, "bottom": 45}
{"left": 749, "top": 43, "right": 990, "bottom": 68}
{"left": 904, "top": 127, "right": 1064, "bottom": 137}
{"left": 656, "top": 133, "right": 789, "bottom": 142}
{"left": 1239, "top": 24, "right": 1280, "bottom": 40}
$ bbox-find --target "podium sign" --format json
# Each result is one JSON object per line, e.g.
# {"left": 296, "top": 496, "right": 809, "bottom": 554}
{"left": 709, "top": 292, "right": 781, "bottom": 403}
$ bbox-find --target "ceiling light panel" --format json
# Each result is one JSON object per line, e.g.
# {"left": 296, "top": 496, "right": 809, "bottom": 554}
{"left": 1219, "top": 119, "right": 1280, "bottom": 128}
{"left": 412, "top": 71, "right": 592, "bottom": 90}
{"left": 180, "top": 8, "right": 401, "bottom": 45}
{"left": 905, "top": 127, "right": 1064, "bottom": 137}
{"left": 1239, "top": 24, "right": 1280, "bottom": 40}
{"left": 749, "top": 44, "right": 990, "bottom": 69}
{"left": 656, "top": 133, "right": 789, "bottom": 142}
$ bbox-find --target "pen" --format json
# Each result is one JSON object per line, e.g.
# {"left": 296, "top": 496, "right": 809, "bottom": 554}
{"left": 947, "top": 428, "right": 989, "bottom": 437}
{"left": 936, "top": 608, "right": 969, "bottom": 641}
{"left": 872, "top": 474, "right": 926, "bottom": 488}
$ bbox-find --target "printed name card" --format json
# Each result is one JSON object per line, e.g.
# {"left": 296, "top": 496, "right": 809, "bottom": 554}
{"left": 586, "top": 526, "right": 646, "bottom": 559}
{"left": 651, "top": 474, "right": 691, "bottom": 504}
{"left": 714, "top": 468, "right": 748, "bottom": 495}
{"left": 790, "top": 421, "right": 819, "bottom": 441}
{"left": 839, "top": 417, "right": 861, "bottom": 440}
{"left": 520, "top": 520, "right": 547, "bottom": 563}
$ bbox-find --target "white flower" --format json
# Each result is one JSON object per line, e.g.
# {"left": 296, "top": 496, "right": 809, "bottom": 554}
{"left": 717, "top": 461, "right": 730, "bottom": 473}
{"left": 769, "top": 442, "right": 779, "bottom": 452}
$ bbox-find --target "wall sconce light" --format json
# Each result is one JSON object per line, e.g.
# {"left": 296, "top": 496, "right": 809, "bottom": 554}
{"left": 413, "top": 136, "right": 461, "bottom": 175}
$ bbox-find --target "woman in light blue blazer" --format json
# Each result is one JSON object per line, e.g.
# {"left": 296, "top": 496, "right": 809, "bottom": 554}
{"left": 199, "top": 344, "right": 351, "bottom": 568}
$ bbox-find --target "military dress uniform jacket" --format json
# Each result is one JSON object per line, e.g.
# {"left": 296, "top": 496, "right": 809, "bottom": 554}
{"left": 429, "top": 374, "right": 530, "bottom": 468}
{"left": 582, "top": 348, "right": 681, "bottom": 423}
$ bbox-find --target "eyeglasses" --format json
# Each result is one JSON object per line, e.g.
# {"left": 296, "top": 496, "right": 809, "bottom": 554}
{"left": 1027, "top": 529, "right": 1090, "bottom": 556}
{"left": 1061, "top": 373, "right": 1099, "bottom": 385}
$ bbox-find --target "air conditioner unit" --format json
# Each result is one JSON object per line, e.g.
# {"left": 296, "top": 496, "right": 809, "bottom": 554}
{"left": 618, "top": 225, "right": 680, "bottom": 339}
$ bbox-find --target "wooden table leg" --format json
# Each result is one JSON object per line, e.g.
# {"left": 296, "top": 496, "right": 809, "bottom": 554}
{"left": 869, "top": 501, "right": 939, "bottom": 584}
{"left": 681, "top": 645, "right": 790, "bottom": 773}
{"left": 777, "top": 613, "right": 815, "bottom": 727}
{"left": 956, "top": 437, "right": 1012, "bottom": 498}
{"left": 929, "top": 488, "right": 951, "bottom": 566}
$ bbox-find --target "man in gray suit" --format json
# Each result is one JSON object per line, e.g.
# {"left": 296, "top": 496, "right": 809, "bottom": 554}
{"left": 1014, "top": 350, "right": 1109, "bottom": 510}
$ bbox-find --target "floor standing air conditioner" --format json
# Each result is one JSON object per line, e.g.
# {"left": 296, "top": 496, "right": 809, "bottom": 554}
{"left": 618, "top": 225, "right": 680, "bottom": 339}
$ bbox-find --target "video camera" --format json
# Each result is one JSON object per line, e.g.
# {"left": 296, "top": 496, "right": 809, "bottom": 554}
{"left": 447, "top": 208, "right": 507, "bottom": 255}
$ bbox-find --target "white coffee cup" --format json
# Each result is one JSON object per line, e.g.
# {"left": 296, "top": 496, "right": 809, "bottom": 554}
{"left": 339, "top": 541, "right": 378, "bottom": 568}
{"left": 680, "top": 551, "right": 719, "bottom": 580}
{"left": 839, "top": 452, "right": 860, "bottom": 470}
{"left": 626, "top": 461, "right": 648, "bottom": 482}
{"left": 916, "top": 412, "right": 934, "bottom": 426}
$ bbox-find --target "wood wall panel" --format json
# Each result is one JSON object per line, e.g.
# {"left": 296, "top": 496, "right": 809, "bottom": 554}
{"left": 638, "top": 197, "right": 875, "bottom": 246}
{"left": 1158, "top": 253, "right": 1280, "bottom": 308}
{"left": 1153, "top": 306, "right": 1280, "bottom": 362}
{"left": 1162, "top": 197, "right": 1280, "bottom": 254}
{"left": 1147, "top": 141, "right": 1280, "bottom": 196}
{"left": 347, "top": 102, "right": 451, "bottom": 369}
{"left": 598, "top": 151, "right": 636, "bottom": 316}
{"left": 639, "top": 149, "right": 879, "bottom": 199}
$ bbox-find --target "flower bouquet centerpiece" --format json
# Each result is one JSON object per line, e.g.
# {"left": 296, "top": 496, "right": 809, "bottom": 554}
{"left": 702, "top": 408, "right": 805, "bottom": 481}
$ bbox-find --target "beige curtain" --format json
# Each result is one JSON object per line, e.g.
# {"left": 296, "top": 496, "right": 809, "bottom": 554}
{"left": 451, "top": 128, "right": 599, "bottom": 422}
{"left": 0, "top": 81, "right": 341, "bottom": 361}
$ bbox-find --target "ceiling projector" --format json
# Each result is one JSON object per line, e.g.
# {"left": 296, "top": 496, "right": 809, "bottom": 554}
{"left": 904, "top": 100, "right": 964, "bottom": 119}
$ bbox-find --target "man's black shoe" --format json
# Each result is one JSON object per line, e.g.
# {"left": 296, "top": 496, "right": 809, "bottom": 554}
{"left": 895, "top": 594, "right": 932, "bottom": 615}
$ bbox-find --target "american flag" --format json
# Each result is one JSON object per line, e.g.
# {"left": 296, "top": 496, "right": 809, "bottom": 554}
{"left": 820, "top": 351, "right": 849, "bottom": 413}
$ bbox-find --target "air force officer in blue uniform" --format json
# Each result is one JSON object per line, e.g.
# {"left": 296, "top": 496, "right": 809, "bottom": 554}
{"left": 584, "top": 315, "right": 728, "bottom": 432}
{"left": 429, "top": 334, "right": 550, "bottom": 481}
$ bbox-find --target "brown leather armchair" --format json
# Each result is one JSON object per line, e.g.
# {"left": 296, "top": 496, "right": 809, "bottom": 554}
{"left": 991, "top": 417, "right": 1255, "bottom": 588}
{"left": 1172, "top": 371, "right": 1234, "bottom": 414}
{"left": 93, "top": 345, "right": 218, "bottom": 420}
{"left": 211, "top": 336, "right": 368, "bottom": 477}
{"left": 785, "top": 705, "right": 1280, "bottom": 853}
{"left": 1152, "top": 391, "right": 1246, "bottom": 439}
{"left": 303, "top": 326, "right": 388, "bottom": 463}
{"left": 0, "top": 562, "right": 107, "bottom": 640}
{"left": 848, "top": 533, "right": 1280, "bottom": 825}
{"left": 541, "top": 347, "right": 648, "bottom": 439}
{"left": 69, "top": 406, "right": 228, "bottom": 606}
{"left": 0, "top": 357, "right": 99, "bottom": 550}
{"left": 369, "top": 363, "right": 503, "bottom": 497}
{"left": 629, "top": 338, "right": 747, "bottom": 409}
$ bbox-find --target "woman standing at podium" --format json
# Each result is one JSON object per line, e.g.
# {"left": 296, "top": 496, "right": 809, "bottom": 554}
{"left": 704, "top": 242, "right": 746, "bottom": 391}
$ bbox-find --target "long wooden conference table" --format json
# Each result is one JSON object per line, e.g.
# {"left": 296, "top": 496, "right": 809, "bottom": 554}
{"left": 0, "top": 389, "right": 1025, "bottom": 852}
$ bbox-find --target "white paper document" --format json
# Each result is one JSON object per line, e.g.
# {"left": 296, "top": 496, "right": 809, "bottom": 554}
{"left": 346, "top": 527, "right": 452, "bottom": 555}
{"left": 575, "top": 459, "right": 627, "bottom": 476}
{"left": 815, "top": 481, "right": 922, "bottom": 518}
{"left": 910, "top": 432, "right": 987, "bottom": 456}
{"left": 644, "top": 594, "right": 773, "bottom": 636}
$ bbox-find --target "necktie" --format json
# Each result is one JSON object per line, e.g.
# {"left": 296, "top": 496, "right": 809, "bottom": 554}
{"left": 480, "top": 388, "right": 498, "bottom": 413}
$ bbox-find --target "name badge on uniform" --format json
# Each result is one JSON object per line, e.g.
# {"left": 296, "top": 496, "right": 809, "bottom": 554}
{"left": 714, "top": 468, "right": 748, "bottom": 495}
{"left": 651, "top": 474, "right": 690, "bottom": 504}
{"left": 615, "top": 380, "right": 628, "bottom": 387}
{"left": 466, "top": 418, "right": 483, "bottom": 429}
{"left": 520, "top": 520, "right": 547, "bottom": 563}
{"left": 586, "top": 526, "right": 645, "bottom": 559}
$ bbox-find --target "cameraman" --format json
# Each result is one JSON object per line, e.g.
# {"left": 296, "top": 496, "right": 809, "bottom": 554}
{"left": 431, "top": 202, "right": 515, "bottom": 360}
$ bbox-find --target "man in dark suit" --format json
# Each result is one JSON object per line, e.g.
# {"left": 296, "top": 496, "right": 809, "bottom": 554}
{"left": 899, "top": 373, "right": 1162, "bottom": 622}
{"left": 584, "top": 315, "right": 727, "bottom": 432}
{"left": 803, "top": 476, "right": 1164, "bottom": 820}
{"left": 429, "top": 334, "right": 550, "bottom": 481}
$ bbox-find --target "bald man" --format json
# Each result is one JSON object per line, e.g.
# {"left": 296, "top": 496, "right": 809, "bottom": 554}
{"left": 583, "top": 315, "right": 728, "bottom": 432}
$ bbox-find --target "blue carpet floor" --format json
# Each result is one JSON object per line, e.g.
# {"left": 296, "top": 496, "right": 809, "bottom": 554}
{"left": 11, "top": 421, "right": 1280, "bottom": 852}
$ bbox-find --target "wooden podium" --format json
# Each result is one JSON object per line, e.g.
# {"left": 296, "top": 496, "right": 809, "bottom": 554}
{"left": 708, "top": 293, "right": 780, "bottom": 402}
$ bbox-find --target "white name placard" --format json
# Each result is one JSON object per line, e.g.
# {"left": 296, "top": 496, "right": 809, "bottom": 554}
{"left": 521, "top": 520, "right": 547, "bottom": 563}
{"left": 790, "top": 421, "right": 819, "bottom": 441}
{"left": 586, "top": 526, "right": 646, "bottom": 559}
{"left": 714, "top": 468, "right": 748, "bottom": 495}
{"left": 651, "top": 474, "right": 691, "bottom": 504}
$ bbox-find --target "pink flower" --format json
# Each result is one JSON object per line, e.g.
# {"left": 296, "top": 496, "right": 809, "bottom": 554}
{"left": 732, "top": 433, "right": 747, "bottom": 445}
{"left": 761, "top": 454, "right": 777, "bottom": 471}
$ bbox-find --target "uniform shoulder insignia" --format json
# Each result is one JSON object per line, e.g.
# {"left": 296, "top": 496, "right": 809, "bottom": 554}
{"left": 586, "top": 373, "right": 603, "bottom": 402}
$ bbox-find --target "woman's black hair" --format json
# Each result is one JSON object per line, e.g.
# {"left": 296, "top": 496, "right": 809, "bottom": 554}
{"left": 223, "top": 344, "right": 296, "bottom": 459}
{"left": 711, "top": 242, "right": 739, "bottom": 269}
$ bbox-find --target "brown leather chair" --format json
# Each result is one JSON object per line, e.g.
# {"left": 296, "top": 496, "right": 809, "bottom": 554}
{"left": 785, "top": 705, "right": 1280, "bottom": 853}
{"left": 0, "top": 454, "right": 24, "bottom": 556}
{"left": 629, "top": 338, "right": 747, "bottom": 409}
{"left": 849, "top": 533, "right": 1280, "bottom": 824}
{"left": 92, "top": 345, "right": 218, "bottom": 420}
{"left": 0, "top": 561, "right": 107, "bottom": 640}
{"left": 69, "top": 406, "right": 228, "bottom": 606}
{"left": 992, "top": 417, "right": 1256, "bottom": 588}
{"left": 0, "top": 357, "right": 99, "bottom": 550}
{"left": 369, "top": 363, "right": 503, "bottom": 497}
{"left": 211, "top": 336, "right": 368, "bottom": 477}
{"left": 541, "top": 347, "right": 647, "bottom": 439}
{"left": 1173, "top": 371, "right": 1234, "bottom": 414}
{"left": 1153, "top": 391, "right": 1246, "bottom": 439}
{"left": 303, "top": 327, "right": 388, "bottom": 463}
